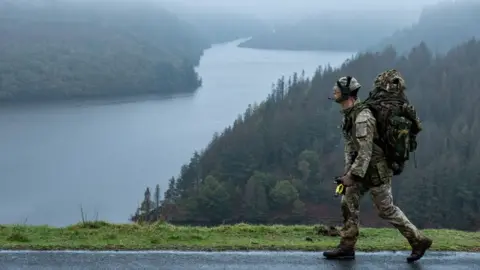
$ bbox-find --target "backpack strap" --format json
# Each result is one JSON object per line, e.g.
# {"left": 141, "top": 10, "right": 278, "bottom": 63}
{"left": 363, "top": 102, "right": 387, "bottom": 151}
{"left": 342, "top": 102, "right": 367, "bottom": 136}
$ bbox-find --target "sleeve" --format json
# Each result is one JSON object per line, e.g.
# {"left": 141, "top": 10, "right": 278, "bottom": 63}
{"left": 348, "top": 108, "right": 375, "bottom": 178}
{"left": 344, "top": 137, "right": 355, "bottom": 173}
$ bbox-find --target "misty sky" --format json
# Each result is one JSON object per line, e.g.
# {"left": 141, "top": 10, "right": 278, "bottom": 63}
{"left": 2, "top": 0, "right": 451, "bottom": 24}
{"left": 161, "top": 0, "right": 445, "bottom": 12}
{"left": 8, "top": 0, "right": 449, "bottom": 17}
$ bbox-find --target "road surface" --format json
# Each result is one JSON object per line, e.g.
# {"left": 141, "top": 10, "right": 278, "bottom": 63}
{"left": 0, "top": 250, "right": 479, "bottom": 269}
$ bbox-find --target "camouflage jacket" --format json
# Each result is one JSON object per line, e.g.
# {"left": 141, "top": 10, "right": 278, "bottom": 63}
{"left": 341, "top": 99, "right": 385, "bottom": 179}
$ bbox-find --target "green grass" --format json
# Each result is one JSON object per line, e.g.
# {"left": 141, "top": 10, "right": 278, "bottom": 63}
{"left": 0, "top": 221, "right": 479, "bottom": 251}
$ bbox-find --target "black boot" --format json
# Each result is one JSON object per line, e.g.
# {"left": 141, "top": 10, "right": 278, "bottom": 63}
{"left": 323, "top": 245, "right": 355, "bottom": 260}
{"left": 406, "top": 237, "right": 433, "bottom": 263}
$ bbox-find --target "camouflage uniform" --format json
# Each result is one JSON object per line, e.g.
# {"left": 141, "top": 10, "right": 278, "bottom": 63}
{"left": 324, "top": 72, "right": 432, "bottom": 262}
{"left": 340, "top": 99, "right": 428, "bottom": 249}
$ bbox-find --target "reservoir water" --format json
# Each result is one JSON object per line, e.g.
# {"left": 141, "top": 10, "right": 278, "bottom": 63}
{"left": 0, "top": 40, "right": 353, "bottom": 226}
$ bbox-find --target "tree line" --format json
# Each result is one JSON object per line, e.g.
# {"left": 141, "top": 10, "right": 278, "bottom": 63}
{"left": 133, "top": 38, "right": 480, "bottom": 231}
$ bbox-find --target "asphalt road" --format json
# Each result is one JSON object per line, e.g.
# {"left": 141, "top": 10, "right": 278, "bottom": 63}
{"left": 0, "top": 250, "right": 479, "bottom": 270}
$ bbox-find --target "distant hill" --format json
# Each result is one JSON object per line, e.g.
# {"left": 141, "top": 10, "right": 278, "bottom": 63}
{"left": 368, "top": 0, "right": 480, "bottom": 54}
{"left": 0, "top": 1, "right": 209, "bottom": 101}
{"left": 237, "top": 10, "right": 419, "bottom": 52}
{"left": 160, "top": 3, "right": 271, "bottom": 45}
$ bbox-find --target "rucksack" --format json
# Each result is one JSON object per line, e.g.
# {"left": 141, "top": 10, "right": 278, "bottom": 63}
{"left": 363, "top": 70, "right": 422, "bottom": 175}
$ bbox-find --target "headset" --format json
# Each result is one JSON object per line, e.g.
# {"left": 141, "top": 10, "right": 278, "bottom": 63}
{"left": 329, "top": 76, "right": 353, "bottom": 101}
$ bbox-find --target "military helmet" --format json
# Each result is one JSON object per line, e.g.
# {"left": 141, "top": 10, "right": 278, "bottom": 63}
{"left": 334, "top": 76, "right": 361, "bottom": 102}
{"left": 373, "top": 69, "right": 406, "bottom": 92}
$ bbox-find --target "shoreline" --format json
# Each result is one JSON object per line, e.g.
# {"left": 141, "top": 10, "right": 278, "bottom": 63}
{"left": 0, "top": 91, "right": 198, "bottom": 107}
{"left": 0, "top": 222, "right": 479, "bottom": 252}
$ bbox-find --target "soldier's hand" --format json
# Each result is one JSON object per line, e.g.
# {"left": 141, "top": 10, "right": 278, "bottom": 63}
{"left": 334, "top": 176, "right": 343, "bottom": 184}
{"left": 340, "top": 172, "right": 355, "bottom": 187}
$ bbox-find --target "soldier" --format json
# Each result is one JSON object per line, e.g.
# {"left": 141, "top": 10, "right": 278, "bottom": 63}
{"left": 323, "top": 74, "right": 432, "bottom": 263}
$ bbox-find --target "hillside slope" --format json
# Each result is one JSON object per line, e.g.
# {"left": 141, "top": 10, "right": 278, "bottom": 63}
{"left": 134, "top": 38, "right": 480, "bottom": 231}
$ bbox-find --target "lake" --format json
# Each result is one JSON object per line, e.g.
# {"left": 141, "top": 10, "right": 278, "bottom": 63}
{"left": 0, "top": 39, "right": 353, "bottom": 226}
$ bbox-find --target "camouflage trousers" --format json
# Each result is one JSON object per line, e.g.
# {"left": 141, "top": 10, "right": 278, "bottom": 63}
{"left": 339, "top": 175, "right": 426, "bottom": 248}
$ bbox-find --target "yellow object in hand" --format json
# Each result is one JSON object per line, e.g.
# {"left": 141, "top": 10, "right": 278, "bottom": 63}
{"left": 335, "top": 183, "right": 345, "bottom": 197}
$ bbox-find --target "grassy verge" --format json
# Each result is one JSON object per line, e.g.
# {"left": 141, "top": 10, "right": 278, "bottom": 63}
{"left": 0, "top": 221, "right": 479, "bottom": 251}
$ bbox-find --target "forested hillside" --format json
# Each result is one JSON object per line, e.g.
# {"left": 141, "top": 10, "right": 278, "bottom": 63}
{"left": 369, "top": 0, "right": 480, "bottom": 54}
{"left": 0, "top": 1, "right": 209, "bottom": 101}
{"left": 133, "top": 38, "right": 480, "bottom": 231}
